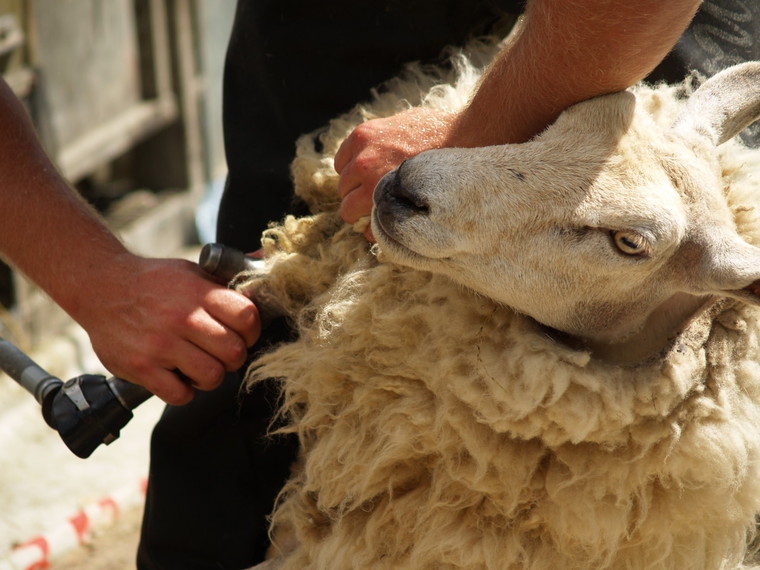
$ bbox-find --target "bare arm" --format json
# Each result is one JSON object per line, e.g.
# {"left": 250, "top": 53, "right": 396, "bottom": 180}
{"left": 336, "top": 0, "right": 702, "bottom": 236}
{"left": 0, "top": 79, "right": 260, "bottom": 405}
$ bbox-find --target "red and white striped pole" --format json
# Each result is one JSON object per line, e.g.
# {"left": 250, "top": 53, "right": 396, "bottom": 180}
{"left": 0, "top": 477, "right": 147, "bottom": 570}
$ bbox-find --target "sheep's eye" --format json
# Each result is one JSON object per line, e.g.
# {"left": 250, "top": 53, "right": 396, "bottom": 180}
{"left": 612, "top": 230, "right": 649, "bottom": 256}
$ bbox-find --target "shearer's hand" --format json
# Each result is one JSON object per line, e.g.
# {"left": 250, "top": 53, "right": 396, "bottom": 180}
{"left": 335, "top": 107, "right": 458, "bottom": 241}
{"left": 75, "top": 254, "right": 260, "bottom": 405}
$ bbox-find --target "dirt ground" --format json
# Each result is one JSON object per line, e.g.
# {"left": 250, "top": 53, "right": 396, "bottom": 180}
{"left": 54, "top": 505, "right": 143, "bottom": 570}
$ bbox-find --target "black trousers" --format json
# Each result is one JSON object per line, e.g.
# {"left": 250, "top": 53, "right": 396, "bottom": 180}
{"left": 137, "top": 1, "right": 759, "bottom": 568}
{"left": 137, "top": 319, "right": 298, "bottom": 569}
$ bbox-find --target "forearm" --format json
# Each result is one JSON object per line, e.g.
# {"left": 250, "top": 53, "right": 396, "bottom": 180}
{"left": 0, "top": 79, "right": 131, "bottom": 319}
{"left": 450, "top": 0, "right": 703, "bottom": 145}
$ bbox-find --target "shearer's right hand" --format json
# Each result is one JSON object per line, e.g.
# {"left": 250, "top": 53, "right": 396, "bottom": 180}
{"left": 72, "top": 254, "right": 261, "bottom": 405}
{"left": 335, "top": 108, "right": 459, "bottom": 241}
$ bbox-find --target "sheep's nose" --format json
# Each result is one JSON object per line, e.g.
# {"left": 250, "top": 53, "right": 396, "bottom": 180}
{"left": 374, "top": 165, "right": 430, "bottom": 215}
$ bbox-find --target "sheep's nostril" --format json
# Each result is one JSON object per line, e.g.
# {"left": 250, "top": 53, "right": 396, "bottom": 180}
{"left": 388, "top": 177, "right": 430, "bottom": 214}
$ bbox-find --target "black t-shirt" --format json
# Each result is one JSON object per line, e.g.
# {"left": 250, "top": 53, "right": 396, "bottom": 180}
{"left": 217, "top": 0, "right": 760, "bottom": 251}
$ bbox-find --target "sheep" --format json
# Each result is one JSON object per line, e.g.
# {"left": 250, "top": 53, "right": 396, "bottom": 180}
{"left": 238, "top": 38, "right": 760, "bottom": 569}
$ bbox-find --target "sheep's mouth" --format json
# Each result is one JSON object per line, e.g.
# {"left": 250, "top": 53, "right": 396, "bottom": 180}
{"left": 372, "top": 175, "right": 428, "bottom": 263}
{"left": 371, "top": 207, "right": 430, "bottom": 265}
{"left": 372, "top": 171, "right": 458, "bottom": 266}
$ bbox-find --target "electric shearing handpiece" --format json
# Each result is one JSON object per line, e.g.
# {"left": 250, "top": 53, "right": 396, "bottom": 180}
{"left": 0, "top": 243, "right": 260, "bottom": 458}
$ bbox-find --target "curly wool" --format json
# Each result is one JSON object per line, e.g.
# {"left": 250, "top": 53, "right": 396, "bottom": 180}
{"left": 240, "top": 40, "right": 760, "bottom": 569}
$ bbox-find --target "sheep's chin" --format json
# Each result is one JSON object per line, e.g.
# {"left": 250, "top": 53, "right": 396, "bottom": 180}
{"left": 371, "top": 210, "right": 436, "bottom": 270}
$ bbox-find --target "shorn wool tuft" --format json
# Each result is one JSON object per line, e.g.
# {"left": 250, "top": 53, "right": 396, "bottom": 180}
{"left": 239, "top": 38, "right": 760, "bottom": 569}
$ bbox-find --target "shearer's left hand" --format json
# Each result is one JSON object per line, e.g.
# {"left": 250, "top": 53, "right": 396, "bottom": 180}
{"left": 334, "top": 107, "right": 458, "bottom": 242}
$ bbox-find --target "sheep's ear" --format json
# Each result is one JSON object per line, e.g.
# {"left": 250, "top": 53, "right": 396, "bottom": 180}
{"left": 696, "top": 233, "right": 760, "bottom": 304}
{"left": 673, "top": 62, "right": 760, "bottom": 146}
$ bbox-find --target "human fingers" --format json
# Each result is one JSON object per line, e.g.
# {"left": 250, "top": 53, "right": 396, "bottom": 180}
{"left": 339, "top": 185, "right": 376, "bottom": 226}
{"left": 136, "top": 263, "right": 258, "bottom": 371}
{"left": 334, "top": 125, "right": 364, "bottom": 175}
{"left": 336, "top": 154, "right": 391, "bottom": 204}
{"left": 132, "top": 339, "right": 232, "bottom": 404}
{"left": 110, "top": 322, "right": 230, "bottom": 398}
{"left": 161, "top": 260, "right": 261, "bottom": 354}
{"left": 168, "top": 337, "right": 229, "bottom": 392}
{"left": 201, "top": 287, "right": 262, "bottom": 349}
{"left": 104, "top": 341, "right": 200, "bottom": 406}
{"left": 334, "top": 143, "right": 350, "bottom": 177}
{"left": 97, "top": 334, "right": 227, "bottom": 405}
{"left": 335, "top": 120, "right": 397, "bottom": 199}
{"left": 82, "top": 257, "right": 256, "bottom": 403}
{"left": 181, "top": 294, "right": 260, "bottom": 374}
{"left": 138, "top": 368, "right": 195, "bottom": 406}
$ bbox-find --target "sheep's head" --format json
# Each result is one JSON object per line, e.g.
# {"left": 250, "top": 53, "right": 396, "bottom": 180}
{"left": 372, "top": 63, "right": 760, "bottom": 354}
